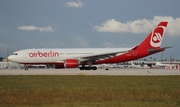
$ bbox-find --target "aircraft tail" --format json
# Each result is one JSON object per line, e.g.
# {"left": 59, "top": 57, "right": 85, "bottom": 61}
{"left": 130, "top": 62, "right": 136, "bottom": 68}
{"left": 155, "top": 61, "right": 166, "bottom": 67}
{"left": 136, "top": 22, "right": 168, "bottom": 49}
{"left": 131, "top": 62, "right": 135, "bottom": 66}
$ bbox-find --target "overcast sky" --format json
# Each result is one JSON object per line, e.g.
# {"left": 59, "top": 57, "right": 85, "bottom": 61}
{"left": 0, "top": 0, "right": 180, "bottom": 60}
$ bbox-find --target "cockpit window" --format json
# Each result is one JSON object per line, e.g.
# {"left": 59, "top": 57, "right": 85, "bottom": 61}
{"left": 13, "top": 53, "right": 18, "bottom": 55}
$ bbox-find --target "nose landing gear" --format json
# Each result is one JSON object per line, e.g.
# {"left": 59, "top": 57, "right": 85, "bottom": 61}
{"left": 24, "top": 64, "right": 29, "bottom": 71}
{"left": 25, "top": 66, "right": 29, "bottom": 70}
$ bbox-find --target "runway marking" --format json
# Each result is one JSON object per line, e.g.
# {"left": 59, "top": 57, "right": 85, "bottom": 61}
{"left": 147, "top": 71, "right": 151, "bottom": 73}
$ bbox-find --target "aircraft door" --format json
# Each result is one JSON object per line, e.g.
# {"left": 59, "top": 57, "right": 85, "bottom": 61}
{"left": 23, "top": 52, "right": 28, "bottom": 59}
{"left": 128, "top": 50, "right": 137, "bottom": 56}
{"left": 132, "top": 50, "right": 137, "bottom": 56}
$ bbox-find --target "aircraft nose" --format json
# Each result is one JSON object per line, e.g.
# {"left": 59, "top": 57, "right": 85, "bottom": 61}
{"left": 8, "top": 55, "right": 14, "bottom": 61}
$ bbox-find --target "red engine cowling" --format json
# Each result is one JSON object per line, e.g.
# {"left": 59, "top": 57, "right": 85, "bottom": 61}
{"left": 55, "top": 63, "right": 65, "bottom": 69}
{"left": 64, "top": 59, "right": 79, "bottom": 68}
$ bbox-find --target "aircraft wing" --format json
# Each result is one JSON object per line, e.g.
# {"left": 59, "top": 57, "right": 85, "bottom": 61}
{"left": 78, "top": 50, "right": 129, "bottom": 62}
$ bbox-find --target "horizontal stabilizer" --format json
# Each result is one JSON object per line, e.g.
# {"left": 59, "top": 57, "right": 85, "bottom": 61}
{"left": 148, "top": 46, "right": 173, "bottom": 54}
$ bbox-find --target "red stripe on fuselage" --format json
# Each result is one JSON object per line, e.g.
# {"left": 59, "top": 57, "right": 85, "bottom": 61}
{"left": 93, "top": 49, "right": 150, "bottom": 64}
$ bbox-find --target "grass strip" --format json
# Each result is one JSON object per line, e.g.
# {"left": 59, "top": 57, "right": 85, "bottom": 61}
{"left": 0, "top": 75, "right": 180, "bottom": 107}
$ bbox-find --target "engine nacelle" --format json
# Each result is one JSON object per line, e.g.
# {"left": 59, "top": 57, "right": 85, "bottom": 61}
{"left": 64, "top": 59, "right": 79, "bottom": 68}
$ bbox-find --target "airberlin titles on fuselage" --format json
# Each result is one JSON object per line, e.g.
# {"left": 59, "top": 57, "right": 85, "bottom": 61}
{"left": 29, "top": 51, "right": 59, "bottom": 57}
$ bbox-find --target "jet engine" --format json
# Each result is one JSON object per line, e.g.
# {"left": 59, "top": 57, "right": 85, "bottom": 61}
{"left": 64, "top": 59, "right": 79, "bottom": 68}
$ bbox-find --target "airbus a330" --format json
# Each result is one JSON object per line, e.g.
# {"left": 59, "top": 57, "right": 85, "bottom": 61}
{"left": 8, "top": 22, "right": 171, "bottom": 70}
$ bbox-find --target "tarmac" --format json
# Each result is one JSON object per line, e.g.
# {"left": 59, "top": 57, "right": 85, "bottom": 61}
{"left": 0, "top": 68, "right": 180, "bottom": 75}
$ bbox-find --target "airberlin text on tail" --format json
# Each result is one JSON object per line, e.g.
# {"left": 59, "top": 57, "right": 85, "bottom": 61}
{"left": 138, "top": 22, "right": 168, "bottom": 49}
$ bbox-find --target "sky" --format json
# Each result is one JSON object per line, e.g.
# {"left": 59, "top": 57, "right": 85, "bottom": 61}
{"left": 0, "top": 0, "right": 180, "bottom": 60}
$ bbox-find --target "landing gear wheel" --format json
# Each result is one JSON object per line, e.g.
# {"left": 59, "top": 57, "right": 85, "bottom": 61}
{"left": 79, "top": 66, "right": 97, "bottom": 70}
{"left": 25, "top": 67, "right": 29, "bottom": 71}
{"left": 79, "top": 67, "right": 85, "bottom": 70}
{"left": 85, "top": 67, "right": 91, "bottom": 70}
{"left": 105, "top": 68, "right": 109, "bottom": 70}
{"left": 92, "top": 67, "right": 97, "bottom": 70}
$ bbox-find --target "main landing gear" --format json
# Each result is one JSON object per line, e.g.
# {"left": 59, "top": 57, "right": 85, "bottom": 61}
{"left": 79, "top": 60, "right": 97, "bottom": 70}
{"left": 79, "top": 66, "right": 97, "bottom": 70}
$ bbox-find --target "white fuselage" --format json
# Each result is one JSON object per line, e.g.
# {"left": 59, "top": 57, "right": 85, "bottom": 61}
{"left": 8, "top": 48, "right": 130, "bottom": 64}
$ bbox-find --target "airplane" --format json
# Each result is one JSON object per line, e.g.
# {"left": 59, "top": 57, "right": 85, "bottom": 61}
{"left": 8, "top": 22, "right": 171, "bottom": 70}
{"left": 155, "top": 61, "right": 175, "bottom": 67}
{"left": 131, "top": 62, "right": 151, "bottom": 69}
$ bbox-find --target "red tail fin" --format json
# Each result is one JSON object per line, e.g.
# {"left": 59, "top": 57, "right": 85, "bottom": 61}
{"left": 137, "top": 22, "right": 168, "bottom": 49}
